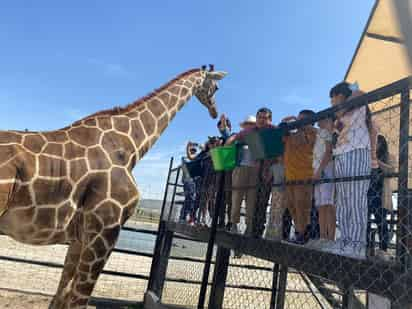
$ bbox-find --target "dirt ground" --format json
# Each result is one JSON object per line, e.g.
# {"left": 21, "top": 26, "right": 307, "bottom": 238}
{"left": 0, "top": 288, "right": 144, "bottom": 309}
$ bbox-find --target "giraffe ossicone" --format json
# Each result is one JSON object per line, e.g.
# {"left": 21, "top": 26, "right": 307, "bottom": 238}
{"left": 0, "top": 66, "right": 227, "bottom": 309}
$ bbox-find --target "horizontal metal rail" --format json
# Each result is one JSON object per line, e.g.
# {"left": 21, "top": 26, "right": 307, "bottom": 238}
{"left": 0, "top": 255, "right": 313, "bottom": 294}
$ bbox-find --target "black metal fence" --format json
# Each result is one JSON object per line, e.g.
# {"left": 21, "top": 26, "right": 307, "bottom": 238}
{"left": 146, "top": 77, "right": 412, "bottom": 309}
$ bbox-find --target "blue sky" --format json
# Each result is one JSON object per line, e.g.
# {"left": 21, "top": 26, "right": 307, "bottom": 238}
{"left": 0, "top": 1, "right": 374, "bottom": 199}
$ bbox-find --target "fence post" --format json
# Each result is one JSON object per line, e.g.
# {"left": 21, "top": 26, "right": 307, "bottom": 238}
{"left": 397, "top": 87, "right": 411, "bottom": 269}
{"left": 207, "top": 246, "right": 231, "bottom": 309}
{"left": 198, "top": 172, "right": 225, "bottom": 309}
{"left": 151, "top": 229, "right": 174, "bottom": 299}
{"left": 147, "top": 157, "right": 174, "bottom": 293}
{"left": 270, "top": 263, "right": 280, "bottom": 309}
{"left": 208, "top": 172, "right": 231, "bottom": 309}
{"left": 275, "top": 265, "right": 288, "bottom": 309}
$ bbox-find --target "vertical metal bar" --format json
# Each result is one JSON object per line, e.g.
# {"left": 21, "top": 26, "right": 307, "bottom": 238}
{"left": 397, "top": 88, "right": 410, "bottom": 268}
{"left": 198, "top": 172, "right": 225, "bottom": 309}
{"left": 154, "top": 230, "right": 174, "bottom": 300}
{"left": 207, "top": 246, "right": 231, "bottom": 309}
{"left": 275, "top": 265, "right": 288, "bottom": 309}
{"left": 167, "top": 164, "right": 181, "bottom": 222}
{"left": 159, "top": 157, "right": 174, "bottom": 221}
{"left": 270, "top": 263, "right": 280, "bottom": 309}
{"left": 147, "top": 157, "right": 174, "bottom": 292}
{"left": 342, "top": 288, "right": 350, "bottom": 309}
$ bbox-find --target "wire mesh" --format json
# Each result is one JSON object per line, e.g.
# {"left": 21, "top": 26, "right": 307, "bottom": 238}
{"left": 160, "top": 79, "right": 412, "bottom": 308}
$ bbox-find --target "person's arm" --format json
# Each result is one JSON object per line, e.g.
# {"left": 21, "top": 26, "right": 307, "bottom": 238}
{"left": 225, "top": 134, "right": 238, "bottom": 145}
{"left": 313, "top": 141, "right": 332, "bottom": 180}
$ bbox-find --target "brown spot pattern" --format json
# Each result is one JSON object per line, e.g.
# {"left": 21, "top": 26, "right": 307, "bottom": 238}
{"left": 68, "top": 127, "right": 101, "bottom": 147}
{"left": 0, "top": 145, "right": 18, "bottom": 165}
{"left": 102, "top": 132, "right": 134, "bottom": 165}
{"left": 43, "top": 143, "right": 63, "bottom": 157}
{"left": 0, "top": 131, "right": 22, "bottom": 144}
{"left": 95, "top": 202, "right": 121, "bottom": 226}
{"left": 140, "top": 111, "right": 156, "bottom": 136}
{"left": 38, "top": 156, "right": 67, "bottom": 177}
{"left": 84, "top": 118, "right": 97, "bottom": 127}
{"left": 148, "top": 99, "right": 166, "bottom": 117}
{"left": 33, "top": 179, "right": 72, "bottom": 205}
{"left": 181, "top": 88, "right": 189, "bottom": 97}
{"left": 83, "top": 174, "right": 108, "bottom": 208}
{"left": 92, "top": 237, "right": 107, "bottom": 257}
{"left": 14, "top": 152, "right": 36, "bottom": 182}
{"left": 23, "top": 135, "right": 46, "bottom": 153}
{"left": 57, "top": 202, "right": 75, "bottom": 227}
{"left": 168, "top": 86, "right": 180, "bottom": 95}
{"left": 69, "top": 159, "right": 88, "bottom": 182}
{"left": 166, "top": 95, "right": 178, "bottom": 109}
{"left": 138, "top": 142, "right": 150, "bottom": 159}
{"left": 113, "top": 117, "right": 130, "bottom": 133}
{"left": 35, "top": 207, "right": 57, "bottom": 229}
{"left": 85, "top": 213, "right": 103, "bottom": 233}
{"left": 88, "top": 147, "right": 111, "bottom": 170}
{"left": 42, "top": 131, "right": 68, "bottom": 143}
{"left": 130, "top": 119, "right": 145, "bottom": 148}
{"left": 97, "top": 117, "right": 112, "bottom": 130}
{"left": 9, "top": 185, "right": 32, "bottom": 207}
{"left": 110, "top": 167, "right": 137, "bottom": 204}
{"left": 64, "top": 142, "right": 86, "bottom": 160}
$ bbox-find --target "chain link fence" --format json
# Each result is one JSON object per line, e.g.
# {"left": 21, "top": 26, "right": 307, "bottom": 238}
{"left": 152, "top": 77, "right": 412, "bottom": 309}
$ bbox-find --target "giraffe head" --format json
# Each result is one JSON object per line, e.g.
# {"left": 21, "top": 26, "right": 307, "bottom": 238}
{"left": 194, "top": 65, "right": 227, "bottom": 119}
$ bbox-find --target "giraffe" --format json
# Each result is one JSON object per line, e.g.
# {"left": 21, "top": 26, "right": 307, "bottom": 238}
{"left": 0, "top": 65, "right": 227, "bottom": 309}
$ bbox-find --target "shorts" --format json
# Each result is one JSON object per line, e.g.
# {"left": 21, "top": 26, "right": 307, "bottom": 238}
{"left": 314, "top": 163, "right": 334, "bottom": 208}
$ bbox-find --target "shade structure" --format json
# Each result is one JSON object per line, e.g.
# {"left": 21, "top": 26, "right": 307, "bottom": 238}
{"left": 345, "top": 0, "right": 412, "bottom": 92}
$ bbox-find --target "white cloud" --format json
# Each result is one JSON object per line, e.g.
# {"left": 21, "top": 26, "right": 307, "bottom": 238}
{"left": 280, "top": 93, "right": 313, "bottom": 107}
{"left": 86, "top": 57, "right": 131, "bottom": 78}
{"left": 132, "top": 144, "right": 186, "bottom": 200}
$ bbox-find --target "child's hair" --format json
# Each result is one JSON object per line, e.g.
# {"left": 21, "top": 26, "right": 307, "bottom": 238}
{"left": 299, "top": 109, "right": 316, "bottom": 118}
{"left": 330, "top": 82, "right": 373, "bottom": 132}
{"left": 329, "top": 82, "right": 352, "bottom": 99}
{"left": 217, "top": 118, "right": 231, "bottom": 129}
{"left": 376, "top": 134, "right": 389, "bottom": 164}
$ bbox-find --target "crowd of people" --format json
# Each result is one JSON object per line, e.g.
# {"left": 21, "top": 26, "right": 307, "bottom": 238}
{"left": 179, "top": 81, "right": 396, "bottom": 260}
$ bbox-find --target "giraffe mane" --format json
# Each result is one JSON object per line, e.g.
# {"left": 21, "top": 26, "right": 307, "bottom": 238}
{"left": 79, "top": 68, "right": 201, "bottom": 121}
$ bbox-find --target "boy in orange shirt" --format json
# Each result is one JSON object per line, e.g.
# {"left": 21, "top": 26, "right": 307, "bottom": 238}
{"left": 282, "top": 110, "right": 317, "bottom": 244}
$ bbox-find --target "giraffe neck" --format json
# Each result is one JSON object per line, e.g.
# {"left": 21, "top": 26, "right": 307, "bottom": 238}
{"left": 123, "top": 70, "right": 205, "bottom": 160}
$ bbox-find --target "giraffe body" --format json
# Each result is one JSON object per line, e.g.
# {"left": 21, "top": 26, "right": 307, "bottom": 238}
{"left": 0, "top": 67, "right": 226, "bottom": 308}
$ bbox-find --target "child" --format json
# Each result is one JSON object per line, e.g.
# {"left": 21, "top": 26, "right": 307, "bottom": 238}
{"left": 283, "top": 110, "right": 317, "bottom": 244}
{"left": 330, "top": 82, "right": 371, "bottom": 259}
{"left": 312, "top": 118, "right": 335, "bottom": 248}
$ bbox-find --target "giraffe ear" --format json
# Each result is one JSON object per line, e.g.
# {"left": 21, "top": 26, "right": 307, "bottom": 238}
{"left": 206, "top": 71, "right": 227, "bottom": 80}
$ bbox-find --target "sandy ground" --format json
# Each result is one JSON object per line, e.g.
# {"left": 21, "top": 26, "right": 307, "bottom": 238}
{"left": 0, "top": 229, "right": 328, "bottom": 309}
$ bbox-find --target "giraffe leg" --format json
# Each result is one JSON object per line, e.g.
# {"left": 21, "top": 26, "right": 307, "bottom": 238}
{"left": 64, "top": 223, "right": 121, "bottom": 309}
{"left": 49, "top": 241, "right": 82, "bottom": 309}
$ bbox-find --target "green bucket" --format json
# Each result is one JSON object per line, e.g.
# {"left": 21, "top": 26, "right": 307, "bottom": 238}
{"left": 210, "top": 145, "right": 238, "bottom": 171}
{"left": 244, "top": 128, "right": 284, "bottom": 160}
